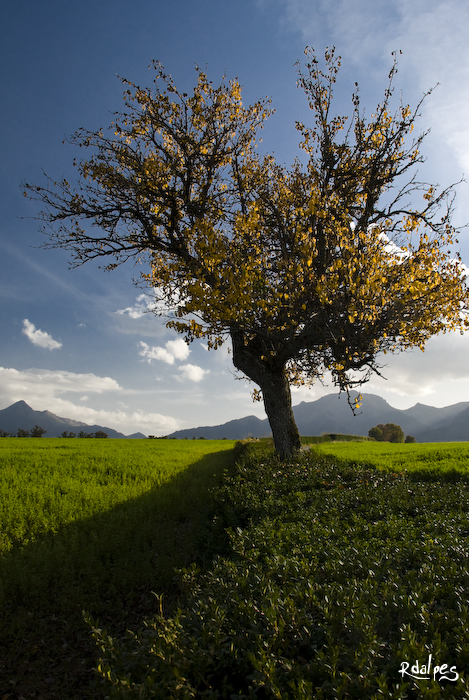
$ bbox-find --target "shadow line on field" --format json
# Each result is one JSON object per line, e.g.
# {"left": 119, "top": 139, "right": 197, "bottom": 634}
{"left": 0, "top": 447, "right": 235, "bottom": 699}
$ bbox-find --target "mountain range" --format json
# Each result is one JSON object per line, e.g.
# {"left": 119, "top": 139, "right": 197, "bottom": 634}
{"left": 0, "top": 401, "right": 146, "bottom": 439}
{"left": 168, "top": 391, "right": 469, "bottom": 442}
{"left": 2, "top": 392, "right": 469, "bottom": 441}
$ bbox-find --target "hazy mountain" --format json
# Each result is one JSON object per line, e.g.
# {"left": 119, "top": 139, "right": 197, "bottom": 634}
{"left": 3, "top": 393, "right": 469, "bottom": 442}
{"left": 0, "top": 401, "right": 146, "bottom": 438}
{"left": 168, "top": 392, "right": 469, "bottom": 442}
{"left": 292, "top": 393, "right": 410, "bottom": 437}
{"left": 169, "top": 414, "right": 271, "bottom": 440}
{"left": 415, "top": 406, "right": 469, "bottom": 442}
{"left": 403, "top": 401, "right": 469, "bottom": 431}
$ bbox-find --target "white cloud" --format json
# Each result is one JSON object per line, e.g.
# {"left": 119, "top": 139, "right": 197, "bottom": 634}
{"left": 22, "top": 319, "right": 62, "bottom": 350}
{"left": 0, "top": 367, "right": 121, "bottom": 401}
{"left": 46, "top": 401, "right": 179, "bottom": 435}
{"left": 138, "top": 338, "right": 190, "bottom": 364}
{"left": 268, "top": 0, "right": 399, "bottom": 67}
{"left": 367, "top": 330, "right": 469, "bottom": 394}
{"left": 0, "top": 367, "right": 179, "bottom": 436}
{"left": 167, "top": 339, "right": 192, "bottom": 361}
{"left": 117, "top": 294, "right": 152, "bottom": 319}
{"left": 288, "top": 328, "right": 469, "bottom": 410}
{"left": 178, "top": 364, "right": 209, "bottom": 382}
{"left": 116, "top": 290, "right": 172, "bottom": 320}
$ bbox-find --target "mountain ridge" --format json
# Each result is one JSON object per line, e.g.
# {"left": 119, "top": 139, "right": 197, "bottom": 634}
{"left": 168, "top": 392, "right": 469, "bottom": 441}
{"left": 0, "top": 401, "right": 146, "bottom": 438}
{"left": 2, "top": 392, "right": 469, "bottom": 441}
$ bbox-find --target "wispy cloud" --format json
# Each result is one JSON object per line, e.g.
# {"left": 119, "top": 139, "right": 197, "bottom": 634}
{"left": 22, "top": 319, "right": 62, "bottom": 350}
{"left": 116, "top": 291, "right": 170, "bottom": 320}
{"left": 117, "top": 294, "right": 153, "bottom": 319}
{"left": 0, "top": 366, "right": 179, "bottom": 435}
{"left": 270, "top": 0, "right": 469, "bottom": 179}
{"left": 138, "top": 338, "right": 190, "bottom": 364}
{"left": 46, "top": 402, "right": 179, "bottom": 435}
{"left": 0, "top": 366, "right": 120, "bottom": 398}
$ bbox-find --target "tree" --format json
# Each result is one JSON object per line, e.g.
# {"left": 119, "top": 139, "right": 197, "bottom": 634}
{"left": 368, "top": 425, "right": 384, "bottom": 441}
{"left": 17, "top": 428, "right": 30, "bottom": 438}
{"left": 369, "top": 423, "right": 404, "bottom": 443}
{"left": 30, "top": 425, "right": 47, "bottom": 437}
{"left": 24, "top": 48, "right": 469, "bottom": 458}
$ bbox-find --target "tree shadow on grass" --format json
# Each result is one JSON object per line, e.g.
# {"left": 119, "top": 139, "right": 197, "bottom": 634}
{"left": 0, "top": 448, "right": 235, "bottom": 700}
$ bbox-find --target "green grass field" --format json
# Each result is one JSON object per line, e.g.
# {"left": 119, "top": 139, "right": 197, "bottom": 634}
{"left": 0, "top": 438, "right": 235, "bottom": 698}
{"left": 88, "top": 440, "right": 469, "bottom": 699}
{"left": 3, "top": 437, "right": 469, "bottom": 698}
{"left": 308, "top": 440, "right": 469, "bottom": 478}
{"left": 0, "top": 437, "right": 235, "bottom": 555}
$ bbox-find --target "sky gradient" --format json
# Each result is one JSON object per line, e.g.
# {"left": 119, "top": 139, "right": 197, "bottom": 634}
{"left": 1, "top": 0, "right": 469, "bottom": 436}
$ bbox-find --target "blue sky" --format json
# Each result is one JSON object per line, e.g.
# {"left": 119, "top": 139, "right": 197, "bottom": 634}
{"left": 2, "top": 0, "right": 469, "bottom": 436}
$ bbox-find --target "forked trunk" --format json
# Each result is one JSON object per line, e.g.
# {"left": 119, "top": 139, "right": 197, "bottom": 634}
{"left": 230, "top": 328, "right": 301, "bottom": 459}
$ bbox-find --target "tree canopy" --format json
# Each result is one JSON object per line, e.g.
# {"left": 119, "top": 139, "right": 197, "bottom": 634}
{"left": 24, "top": 48, "right": 469, "bottom": 457}
{"left": 369, "top": 423, "right": 405, "bottom": 443}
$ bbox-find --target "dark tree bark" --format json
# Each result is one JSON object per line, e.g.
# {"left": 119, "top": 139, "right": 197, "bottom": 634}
{"left": 230, "top": 327, "right": 301, "bottom": 458}
{"left": 260, "top": 368, "right": 301, "bottom": 459}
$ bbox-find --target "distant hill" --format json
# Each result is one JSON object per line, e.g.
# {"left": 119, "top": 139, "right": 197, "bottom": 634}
{"left": 0, "top": 401, "right": 146, "bottom": 438}
{"left": 169, "top": 414, "right": 271, "bottom": 440}
{"left": 415, "top": 406, "right": 469, "bottom": 442}
{"left": 3, "top": 392, "right": 469, "bottom": 442}
{"left": 168, "top": 392, "right": 469, "bottom": 442}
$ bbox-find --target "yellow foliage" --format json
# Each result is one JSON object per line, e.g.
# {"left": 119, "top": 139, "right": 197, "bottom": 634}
{"left": 27, "top": 49, "right": 469, "bottom": 404}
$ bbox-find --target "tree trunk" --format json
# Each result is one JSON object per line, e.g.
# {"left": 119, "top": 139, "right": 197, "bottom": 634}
{"left": 230, "top": 328, "right": 302, "bottom": 459}
{"left": 261, "top": 368, "right": 302, "bottom": 459}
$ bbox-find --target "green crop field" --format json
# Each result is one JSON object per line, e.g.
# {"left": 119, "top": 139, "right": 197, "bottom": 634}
{"left": 308, "top": 440, "right": 469, "bottom": 478}
{"left": 3, "top": 437, "right": 469, "bottom": 698}
{"left": 0, "top": 437, "right": 235, "bottom": 698}
{"left": 0, "top": 437, "right": 235, "bottom": 555}
{"left": 88, "top": 440, "right": 469, "bottom": 698}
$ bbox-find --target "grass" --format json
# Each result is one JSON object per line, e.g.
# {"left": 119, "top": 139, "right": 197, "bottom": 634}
{"left": 0, "top": 438, "right": 235, "bottom": 699}
{"left": 308, "top": 440, "right": 469, "bottom": 479}
{"left": 3, "top": 437, "right": 469, "bottom": 698}
{"left": 89, "top": 440, "right": 469, "bottom": 698}
{"left": 0, "top": 438, "right": 234, "bottom": 555}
